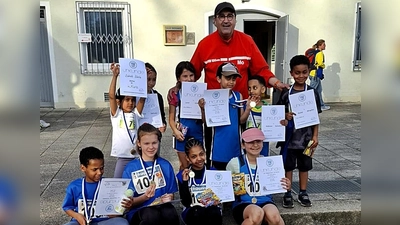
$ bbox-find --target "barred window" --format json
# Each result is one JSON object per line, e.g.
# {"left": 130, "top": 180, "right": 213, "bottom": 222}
{"left": 76, "top": 2, "right": 132, "bottom": 75}
{"left": 353, "top": 2, "right": 361, "bottom": 71}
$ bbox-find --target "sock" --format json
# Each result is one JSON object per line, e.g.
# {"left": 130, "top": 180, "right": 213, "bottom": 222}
{"left": 299, "top": 189, "right": 307, "bottom": 195}
{"left": 285, "top": 190, "right": 292, "bottom": 196}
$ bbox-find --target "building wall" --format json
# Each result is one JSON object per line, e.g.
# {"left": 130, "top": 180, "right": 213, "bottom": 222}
{"left": 46, "top": 0, "right": 361, "bottom": 108}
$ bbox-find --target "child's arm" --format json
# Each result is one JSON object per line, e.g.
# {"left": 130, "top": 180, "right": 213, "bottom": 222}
{"left": 198, "top": 98, "right": 206, "bottom": 123}
{"left": 109, "top": 63, "right": 120, "bottom": 116}
{"left": 240, "top": 94, "right": 259, "bottom": 124}
{"left": 65, "top": 209, "right": 86, "bottom": 225}
{"left": 310, "top": 124, "right": 319, "bottom": 149}
{"left": 135, "top": 97, "right": 145, "bottom": 115}
{"left": 168, "top": 104, "right": 184, "bottom": 141}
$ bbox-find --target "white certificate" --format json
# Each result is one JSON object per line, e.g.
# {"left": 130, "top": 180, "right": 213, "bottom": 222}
{"left": 94, "top": 178, "right": 131, "bottom": 216}
{"left": 261, "top": 105, "right": 285, "bottom": 142}
{"left": 119, "top": 58, "right": 147, "bottom": 98}
{"left": 138, "top": 94, "right": 163, "bottom": 128}
{"left": 203, "top": 89, "right": 230, "bottom": 127}
{"left": 180, "top": 82, "right": 207, "bottom": 119}
{"left": 257, "top": 156, "right": 286, "bottom": 195}
{"left": 205, "top": 170, "right": 234, "bottom": 202}
{"left": 288, "top": 89, "right": 320, "bottom": 129}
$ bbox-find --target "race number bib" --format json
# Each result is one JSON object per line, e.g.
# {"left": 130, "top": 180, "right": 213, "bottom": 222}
{"left": 244, "top": 174, "right": 262, "bottom": 196}
{"left": 131, "top": 165, "right": 166, "bottom": 194}
{"left": 77, "top": 199, "right": 107, "bottom": 218}
{"left": 189, "top": 184, "right": 207, "bottom": 206}
{"left": 119, "top": 113, "right": 135, "bottom": 130}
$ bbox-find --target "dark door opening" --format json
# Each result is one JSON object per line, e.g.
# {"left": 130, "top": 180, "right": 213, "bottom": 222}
{"left": 244, "top": 21, "right": 275, "bottom": 98}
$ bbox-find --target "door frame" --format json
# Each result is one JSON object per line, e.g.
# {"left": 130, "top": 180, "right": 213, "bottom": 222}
{"left": 40, "top": 1, "right": 58, "bottom": 107}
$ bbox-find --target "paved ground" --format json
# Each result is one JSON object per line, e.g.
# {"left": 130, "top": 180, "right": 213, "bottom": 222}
{"left": 40, "top": 103, "right": 361, "bottom": 225}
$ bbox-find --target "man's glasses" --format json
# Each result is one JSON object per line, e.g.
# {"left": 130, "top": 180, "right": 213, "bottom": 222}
{"left": 217, "top": 13, "right": 235, "bottom": 21}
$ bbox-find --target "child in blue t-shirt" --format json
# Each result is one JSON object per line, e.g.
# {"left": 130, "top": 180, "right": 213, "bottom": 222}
{"left": 62, "top": 147, "right": 129, "bottom": 225}
{"left": 122, "top": 123, "right": 179, "bottom": 225}
{"left": 198, "top": 62, "right": 247, "bottom": 170}
{"left": 168, "top": 61, "right": 203, "bottom": 171}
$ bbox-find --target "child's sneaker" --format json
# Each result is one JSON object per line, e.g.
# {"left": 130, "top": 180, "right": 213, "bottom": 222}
{"left": 40, "top": 120, "right": 50, "bottom": 128}
{"left": 282, "top": 192, "right": 294, "bottom": 208}
{"left": 297, "top": 193, "right": 312, "bottom": 207}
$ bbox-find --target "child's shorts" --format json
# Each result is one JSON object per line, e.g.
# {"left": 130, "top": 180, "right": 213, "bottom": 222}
{"left": 284, "top": 148, "right": 312, "bottom": 172}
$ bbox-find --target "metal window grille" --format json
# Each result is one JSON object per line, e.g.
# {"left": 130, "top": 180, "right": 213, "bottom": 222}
{"left": 353, "top": 2, "right": 361, "bottom": 71}
{"left": 76, "top": 2, "right": 132, "bottom": 75}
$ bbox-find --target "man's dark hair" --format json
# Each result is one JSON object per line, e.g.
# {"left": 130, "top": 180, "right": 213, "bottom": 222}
{"left": 79, "top": 146, "right": 104, "bottom": 167}
{"left": 290, "top": 55, "right": 310, "bottom": 71}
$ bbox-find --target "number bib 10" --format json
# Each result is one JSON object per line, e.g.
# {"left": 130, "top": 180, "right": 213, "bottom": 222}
{"left": 244, "top": 174, "right": 261, "bottom": 196}
{"left": 131, "top": 165, "right": 166, "bottom": 194}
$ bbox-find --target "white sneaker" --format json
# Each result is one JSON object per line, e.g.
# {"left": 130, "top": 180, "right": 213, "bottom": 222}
{"left": 321, "top": 105, "right": 331, "bottom": 111}
{"left": 40, "top": 120, "right": 50, "bottom": 128}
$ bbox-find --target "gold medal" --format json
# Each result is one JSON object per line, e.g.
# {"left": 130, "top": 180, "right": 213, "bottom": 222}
{"left": 251, "top": 197, "right": 257, "bottom": 204}
{"left": 189, "top": 171, "right": 195, "bottom": 178}
{"left": 150, "top": 180, "right": 156, "bottom": 186}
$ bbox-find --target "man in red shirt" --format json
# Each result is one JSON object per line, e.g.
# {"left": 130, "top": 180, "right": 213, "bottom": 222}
{"left": 169, "top": 2, "right": 288, "bottom": 168}
{"left": 190, "top": 2, "right": 288, "bottom": 99}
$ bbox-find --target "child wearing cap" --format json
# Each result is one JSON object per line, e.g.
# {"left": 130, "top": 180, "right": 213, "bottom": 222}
{"left": 109, "top": 62, "right": 145, "bottom": 178}
{"left": 226, "top": 128, "right": 290, "bottom": 225}
{"left": 198, "top": 62, "right": 248, "bottom": 170}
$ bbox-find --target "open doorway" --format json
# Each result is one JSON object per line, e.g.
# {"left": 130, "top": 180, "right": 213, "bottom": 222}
{"left": 244, "top": 21, "right": 275, "bottom": 67}
{"left": 244, "top": 21, "right": 275, "bottom": 99}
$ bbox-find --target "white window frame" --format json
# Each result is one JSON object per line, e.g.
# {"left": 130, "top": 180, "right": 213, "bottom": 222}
{"left": 76, "top": 2, "right": 132, "bottom": 75}
{"left": 352, "top": 2, "right": 361, "bottom": 71}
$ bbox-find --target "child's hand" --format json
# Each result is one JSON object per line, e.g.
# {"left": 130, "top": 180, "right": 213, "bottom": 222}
{"left": 110, "top": 62, "right": 120, "bottom": 77}
{"left": 160, "top": 193, "right": 173, "bottom": 203}
{"left": 246, "top": 95, "right": 260, "bottom": 109}
{"left": 121, "top": 196, "right": 134, "bottom": 209}
{"left": 173, "top": 130, "right": 184, "bottom": 141}
{"left": 310, "top": 137, "right": 319, "bottom": 149}
{"left": 159, "top": 124, "right": 166, "bottom": 133}
{"left": 280, "top": 119, "right": 288, "bottom": 126}
{"left": 182, "top": 168, "right": 190, "bottom": 181}
{"left": 198, "top": 98, "right": 205, "bottom": 109}
{"left": 213, "top": 200, "right": 220, "bottom": 206}
{"left": 75, "top": 213, "right": 86, "bottom": 225}
{"left": 280, "top": 177, "right": 291, "bottom": 190}
{"left": 285, "top": 112, "right": 296, "bottom": 120}
{"left": 144, "top": 183, "right": 156, "bottom": 199}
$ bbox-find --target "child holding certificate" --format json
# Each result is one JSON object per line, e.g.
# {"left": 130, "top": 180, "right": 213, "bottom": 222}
{"left": 176, "top": 137, "right": 222, "bottom": 225}
{"left": 226, "top": 128, "right": 290, "bottom": 225}
{"left": 109, "top": 62, "right": 145, "bottom": 178}
{"left": 122, "top": 123, "right": 179, "bottom": 225}
{"left": 198, "top": 62, "right": 246, "bottom": 170}
{"left": 62, "top": 147, "right": 129, "bottom": 225}
{"left": 145, "top": 62, "right": 167, "bottom": 134}
{"left": 168, "top": 61, "right": 203, "bottom": 170}
{"left": 241, "top": 75, "right": 271, "bottom": 156}
{"left": 276, "top": 55, "right": 322, "bottom": 208}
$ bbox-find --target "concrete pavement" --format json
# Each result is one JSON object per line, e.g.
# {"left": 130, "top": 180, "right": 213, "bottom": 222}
{"left": 40, "top": 103, "right": 361, "bottom": 225}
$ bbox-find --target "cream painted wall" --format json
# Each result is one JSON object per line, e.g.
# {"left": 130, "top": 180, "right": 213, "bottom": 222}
{"left": 47, "top": 0, "right": 361, "bottom": 108}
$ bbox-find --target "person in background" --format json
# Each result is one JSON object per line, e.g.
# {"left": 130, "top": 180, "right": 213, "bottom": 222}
{"left": 308, "top": 39, "right": 330, "bottom": 111}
